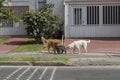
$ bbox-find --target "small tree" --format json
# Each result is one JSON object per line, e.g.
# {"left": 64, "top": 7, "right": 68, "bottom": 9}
{"left": 0, "top": 0, "right": 19, "bottom": 27}
{"left": 23, "top": 3, "right": 60, "bottom": 43}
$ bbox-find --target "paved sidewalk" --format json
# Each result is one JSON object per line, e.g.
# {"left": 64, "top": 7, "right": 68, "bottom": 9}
{"left": 64, "top": 38, "right": 120, "bottom": 53}
{"left": 0, "top": 36, "right": 28, "bottom": 53}
{"left": 0, "top": 37, "right": 120, "bottom": 53}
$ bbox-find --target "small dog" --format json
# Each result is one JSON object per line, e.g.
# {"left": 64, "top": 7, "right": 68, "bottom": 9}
{"left": 41, "top": 37, "right": 62, "bottom": 53}
{"left": 56, "top": 44, "right": 67, "bottom": 54}
{"left": 67, "top": 40, "right": 90, "bottom": 54}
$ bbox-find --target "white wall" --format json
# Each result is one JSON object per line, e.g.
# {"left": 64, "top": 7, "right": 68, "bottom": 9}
{"left": 11, "top": 0, "right": 36, "bottom": 10}
{"left": 47, "top": 0, "right": 64, "bottom": 22}
{"left": 69, "top": 26, "right": 120, "bottom": 38}
{"left": 64, "top": 1, "right": 120, "bottom": 38}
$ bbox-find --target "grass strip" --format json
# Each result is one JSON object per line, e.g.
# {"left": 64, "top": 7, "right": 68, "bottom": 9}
{"left": 0, "top": 38, "right": 9, "bottom": 44}
{"left": 0, "top": 56, "right": 69, "bottom": 63}
{"left": 11, "top": 38, "right": 43, "bottom": 52}
{"left": 11, "top": 44, "right": 43, "bottom": 52}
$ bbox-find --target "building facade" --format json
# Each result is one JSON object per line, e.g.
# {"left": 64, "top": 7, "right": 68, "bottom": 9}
{"left": 1, "top": 0, "right": 120, "bottom": 38}
{"left": 0, "top": 0, "right": 64, "bottom": 36}
{"left": 64, "top": 0, "right": 120, "bottom": 38}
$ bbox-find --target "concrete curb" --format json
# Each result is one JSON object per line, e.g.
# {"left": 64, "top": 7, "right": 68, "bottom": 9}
{"left": 0, "top": 60, "right": 120, "bottom": 66}
{"left": 68, "top": 58, "right": 120, "bottom": 66}
{"left": 0, "top": 61, "right": 68, "bottom": 66}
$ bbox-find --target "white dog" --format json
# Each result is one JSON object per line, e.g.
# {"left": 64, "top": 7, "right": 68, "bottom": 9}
{"left": 67, "top": 40, "right": 90, "bottom": 54}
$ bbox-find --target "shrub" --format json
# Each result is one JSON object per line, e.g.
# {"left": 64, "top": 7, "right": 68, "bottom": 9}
{"left": 23, "top": 3, "right": 60, "bottom": 43}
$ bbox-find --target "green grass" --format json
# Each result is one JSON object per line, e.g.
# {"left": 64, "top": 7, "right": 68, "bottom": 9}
{"left": 11, "top": 44, "right": 43, "bottom": 52}
{"left": 0, "top": 56, "right": 69, "bottom": 63}
{"left": 7, "top": 38, "right": 69, "bottom": 64}
{"left": 0, "top": 38, "right": 9, "bottom": 44}
{"left": 11, "top": 38, "right": 43, "bottom": 52}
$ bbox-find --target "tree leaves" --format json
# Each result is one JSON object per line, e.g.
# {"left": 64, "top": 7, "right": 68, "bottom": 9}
{"left": 0, "top": 0, "right": 20, "bottom": 25}
{"left": 23, "top": 3, "right": 60, "bottom": 43}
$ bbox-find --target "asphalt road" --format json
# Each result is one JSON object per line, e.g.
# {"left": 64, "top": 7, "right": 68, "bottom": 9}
{"left": 0, "top": 66, "right": 120, "bottom": 80}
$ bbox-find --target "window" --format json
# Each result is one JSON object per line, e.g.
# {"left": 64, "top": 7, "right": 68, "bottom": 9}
{"left": 73, "top": 6, "right": 99, "bottom": 25}
{"left": 72, "top": 5, "right": 120, "bottom": 26}
{"left": 1, "top": 6, "right": 29, "bottom": 28}
{"left": 0, "top": 19, "right": 13, "bottom": 27}
{"left": 1, "top": 7, "right": 13, "bottom": 27}
{"left": 87, "top": 6, "right": 99, "bottom": 25}
{"left": 73, "top": 8, "right": 82, "bottom": 25}
{"left": 38, "top": 0, "right": 46, "bottom": 8}
{"left": 103, "top": 6, "right": 120, "bottom": 24}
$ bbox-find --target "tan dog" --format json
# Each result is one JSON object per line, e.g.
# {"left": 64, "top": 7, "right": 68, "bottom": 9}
{"left": 41, "top": 37, "right": 62, "bottom": 53}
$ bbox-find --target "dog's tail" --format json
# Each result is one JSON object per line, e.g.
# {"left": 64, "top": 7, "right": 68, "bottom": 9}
{"left": 61, "top": 35, "right": 64, "bottom": 45}
{"left": 87, "top": 40, "right": 91, "bottom": 43}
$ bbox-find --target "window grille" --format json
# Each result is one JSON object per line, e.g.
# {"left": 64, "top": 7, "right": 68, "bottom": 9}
{"left": 0, "top": 19, "right": 13, "bottom": 27}
{"left": 1, "top": 6, "right": 29, "bottom": 27}
{"left": 87, "top": 6, "right": 99, "bottom": 25}
{"left": 73, "top": 6, "right": 99, "bottom": 25}
{"left": 72, "top": 5, "right": 120, "bottom": 26}
{"left": 73, "top": 8, "right": 82, "bottom": 25}
{"left": 103, "top": 6, "right": 120, "bottom": 24}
